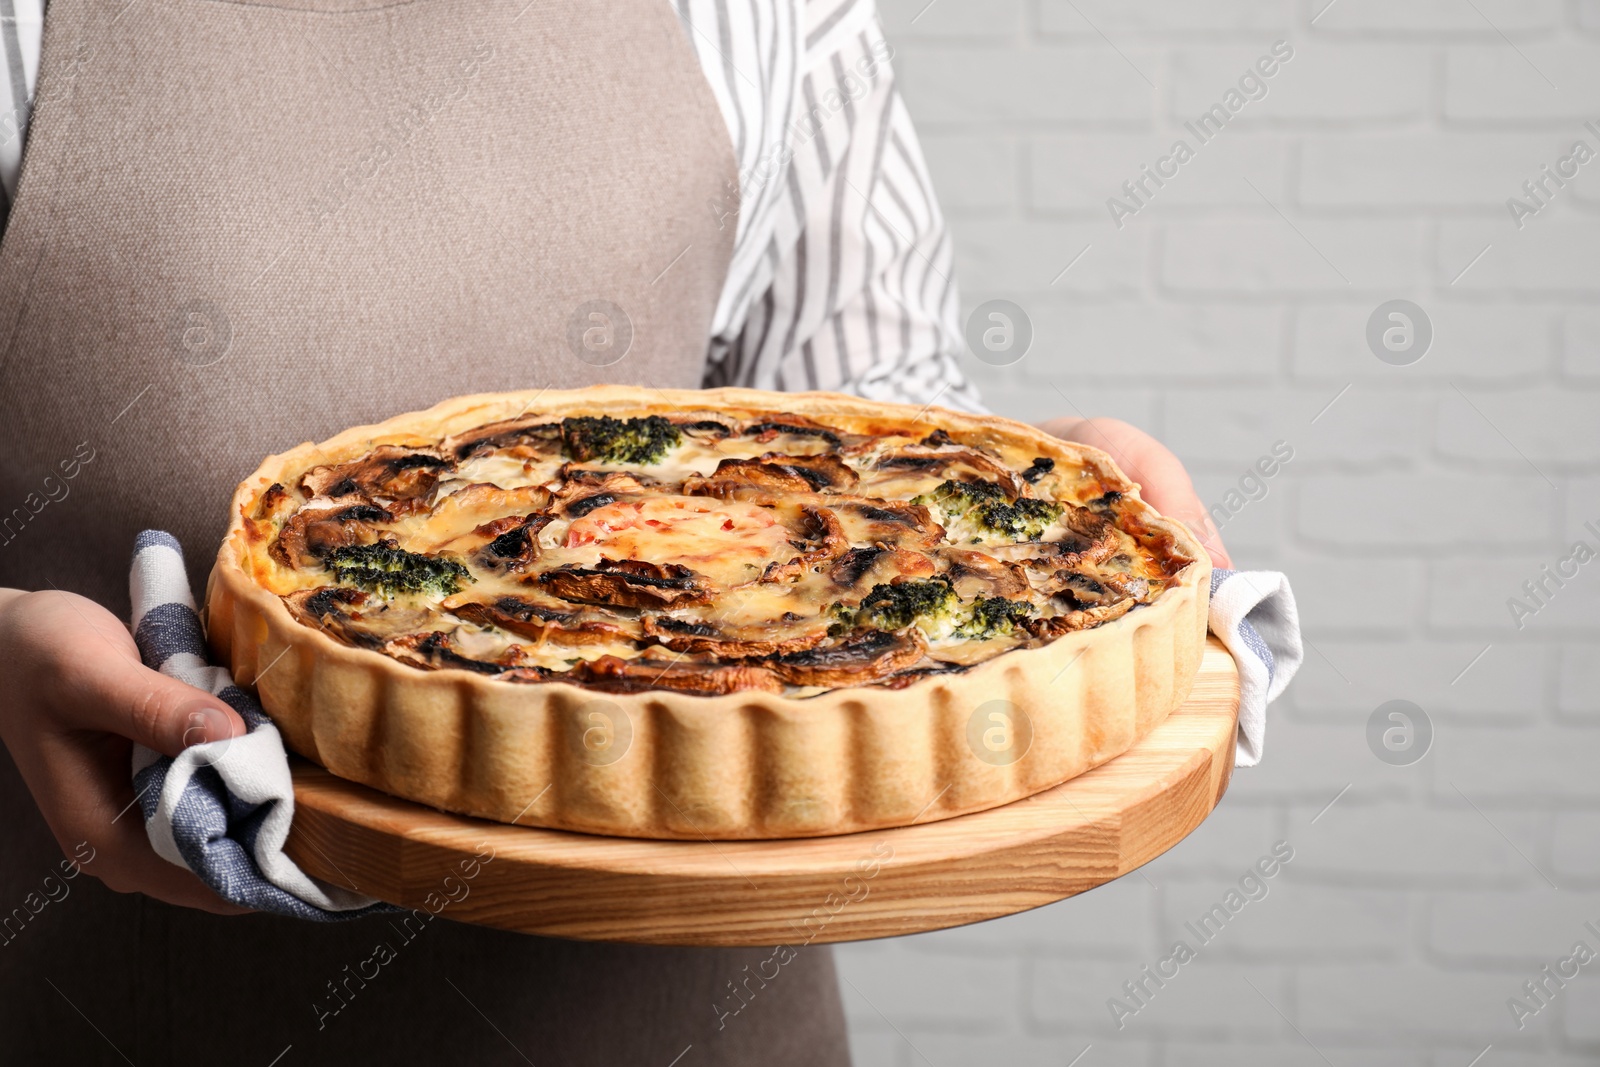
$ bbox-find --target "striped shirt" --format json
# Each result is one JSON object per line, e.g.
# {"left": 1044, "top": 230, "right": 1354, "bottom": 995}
{"left": 0, "top": 0, "right": 984, "bottom": 413}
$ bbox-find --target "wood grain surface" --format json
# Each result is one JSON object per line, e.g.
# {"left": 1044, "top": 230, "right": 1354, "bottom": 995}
{"left": 285, "top": 636, "right": 1240, "bottom": 946}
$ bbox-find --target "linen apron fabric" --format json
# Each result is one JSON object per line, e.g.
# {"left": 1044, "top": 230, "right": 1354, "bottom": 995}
{"left": 0, "top": 0, "right": 850, "bottom": 1063}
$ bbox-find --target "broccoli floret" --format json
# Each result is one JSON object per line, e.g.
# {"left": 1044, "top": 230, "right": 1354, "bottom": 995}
{"left": 917, "top": 479, "right": 1064, "bottom": 542}
{"left": 327, "top": 540, "right": 472, "bottom": 598}
{"left": 956, "top": 596, "right": 1036, "bottom": 639}
{"left": 561, "top": 415, "right": 682, "bottom": 465}
{"left": 856, "top": 578, "right": 958, "bottom": 632}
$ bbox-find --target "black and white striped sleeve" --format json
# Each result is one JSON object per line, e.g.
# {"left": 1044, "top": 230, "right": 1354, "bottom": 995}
{"left": 685, "top": 0, "right": 987, "bottom": 414}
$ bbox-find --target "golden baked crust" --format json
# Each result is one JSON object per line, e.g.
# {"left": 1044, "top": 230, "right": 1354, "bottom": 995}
{"left": 206, "top": 386, "right": 1211, "bottom": 839}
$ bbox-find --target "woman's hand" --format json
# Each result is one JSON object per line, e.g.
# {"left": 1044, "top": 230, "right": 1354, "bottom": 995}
{"left": 0, "top": 588, "right": 251, "bottom": 914}
{"left": 1037, "top": 416, "right": 1233, "bottom": 569}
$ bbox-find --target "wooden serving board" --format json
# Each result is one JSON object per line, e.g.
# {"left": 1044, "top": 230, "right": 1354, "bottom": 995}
{"left": 285, "top": 636, "right": 1240, "bottom": 946}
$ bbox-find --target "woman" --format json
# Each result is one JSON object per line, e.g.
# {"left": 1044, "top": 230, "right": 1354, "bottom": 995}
{"left": 0, "top": 0, "right": 1225, "bottom": 1062}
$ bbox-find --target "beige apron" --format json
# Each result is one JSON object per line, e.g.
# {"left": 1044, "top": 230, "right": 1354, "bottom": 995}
{"left": 0, "top": 0, "right": 848, "bottom": 1062}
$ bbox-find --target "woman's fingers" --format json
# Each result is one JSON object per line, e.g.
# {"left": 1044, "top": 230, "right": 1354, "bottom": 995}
{"left": 0, "top": 589, "right": 252, "bottom": 915}
{"left": 1039, "top": 416, "right": 1234, "bottom": 569}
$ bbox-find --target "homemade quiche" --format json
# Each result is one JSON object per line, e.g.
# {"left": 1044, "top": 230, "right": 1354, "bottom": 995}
{"left": 207, "top": 387, "right": 1211, "bottom": 839}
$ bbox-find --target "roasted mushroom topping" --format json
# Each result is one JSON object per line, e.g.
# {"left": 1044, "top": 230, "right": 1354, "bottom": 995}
{"left": 299, "top": 445, "right": 453, "bottom": 502}
{"left": 767, "top": 628, "right": 928, "bottom": 688}
{"left": 538, "top": 558, "right": 714, "bottom": 609}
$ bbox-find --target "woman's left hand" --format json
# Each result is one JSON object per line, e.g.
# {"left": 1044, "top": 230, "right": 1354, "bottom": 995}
{"left": 1037, "top": 416, "right": 1232, "bottom": 570}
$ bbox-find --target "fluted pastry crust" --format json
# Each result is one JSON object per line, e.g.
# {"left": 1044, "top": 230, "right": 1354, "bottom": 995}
{"left": 206, "top": 387, "right": 1211, "bottom": 839}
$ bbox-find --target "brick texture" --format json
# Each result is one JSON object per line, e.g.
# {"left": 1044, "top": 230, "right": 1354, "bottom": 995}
{"left": 838, "top": 7, "right": 1600, "bottom": 1066}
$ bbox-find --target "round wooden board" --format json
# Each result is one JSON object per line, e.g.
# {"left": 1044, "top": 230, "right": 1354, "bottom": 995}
{"left": 285, "top": 636, "right": 1240, "bottom": 947}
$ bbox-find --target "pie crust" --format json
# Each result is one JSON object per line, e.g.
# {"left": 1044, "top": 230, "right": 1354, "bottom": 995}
{"left": 205, "top": 387, "right": 1211, "bottom": 840}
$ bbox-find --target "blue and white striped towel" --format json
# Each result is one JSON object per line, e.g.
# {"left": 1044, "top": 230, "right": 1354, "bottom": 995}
{"left": 129, "top": 530, "right": 390, "bottom": 919}
{"left": 1209, "top": 568, "right": 1302, "bottom": 767}
{"left": 127, "top": 533, "right": 1300, "bottom": 915}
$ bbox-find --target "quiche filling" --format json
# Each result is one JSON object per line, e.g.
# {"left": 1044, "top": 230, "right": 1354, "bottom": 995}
{"left": 242, "top": 409, "right": 1193, "bottom": 695}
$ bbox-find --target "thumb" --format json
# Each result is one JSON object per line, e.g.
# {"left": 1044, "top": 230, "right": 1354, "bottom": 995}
{"left": 64, "top": 652, "right": 247, "bottom": 759}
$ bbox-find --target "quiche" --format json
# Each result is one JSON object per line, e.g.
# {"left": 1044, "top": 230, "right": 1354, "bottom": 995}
{"left": 207, "top": 387, "right": 1210, "bottom": 839}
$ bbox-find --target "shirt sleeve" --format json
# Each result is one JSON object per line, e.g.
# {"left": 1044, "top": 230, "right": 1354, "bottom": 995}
{"left": 697, "top": 0, "right": 987, "bottom": 415}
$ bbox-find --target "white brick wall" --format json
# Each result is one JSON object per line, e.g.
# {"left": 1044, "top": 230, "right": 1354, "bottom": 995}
{"left": 838, "top": 3, "right": 1600, "bottom": 1063}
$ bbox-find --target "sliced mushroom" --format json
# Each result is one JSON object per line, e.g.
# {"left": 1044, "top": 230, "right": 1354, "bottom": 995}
{"left": 682, "top": 453, "right": 857, "bottom": 498}
{"left": 446, "top": 594, "right": 643, "bottom": 645}
{"left": 285, "top": 586, "right": 436, "bottom": 648}
{"left": 299, "top": 445, "right": 453, "bottom": 503}
{"left": 270, "top": 502, "right": 392, "bottom": 567}
{"left": 829, "top": 498, "right": 944, "bottom": 552}
{"left": 469, "top": 513, "right": 555, "bottom": 574}
{"left": 441, "top": 415, "right": 563, "bottom": 461}
{"left": 759, "top": 504, "right": 850, "bottom": 582}
{"left": 559, "top": 654, "right": 783, "bottom": 694}
{"left": 640, "top": 612, "right": 832, "bottom": 658}
{"left": 940, "top": 548, "right": 1031, "bottom": 600}
{"left": 767, "top": 628, "right": 928, "bottom": 688}
{"left": 383, "top": 631, "right": 530, "bottom": 674}
{"left": 538, "top": 558, "right": 714, "bottom": 609}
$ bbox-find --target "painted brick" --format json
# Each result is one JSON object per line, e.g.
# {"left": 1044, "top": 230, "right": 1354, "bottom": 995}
{"left": 1019, "top": 304, "right": 1283, "bottom": 380}
{"left": 1030, "top": 133, "right": 1291, "bottom": 214}
{"left": 1551, "top": 813, "right": 1600, "bottom": 883}
{"left": 876, "top": 0, "right": 1026, "bottom": 39}
{"left": 1557, "top": 645, "right": 1600, "bottom": 717}
{"left": 1162, "top": 386, "right": 1420, "bottom": 467}
{"left": 1029, "top": 956, "right": 1292, "bottom": 1037}
{"left": 1296, "top": 964, "right": 1522, "bottom": 1041}
{"left": 1162, "top": 877, "right": 1409, "bottom": 960}
{"left": 1297, "top": 475, "right": 1556, "bottom": 550}
{"left": 1428, "top": 889, "right": 1600, "bottom": 965}
{"left": 1299, "top": 134, "right": 1566, "bottom": 209}
{"left": 949, "top": 218, "right": 1144, "bottom": 294}
{"left": 1445, "top": 45, "right": 1600, "bottom": 122}
{"left": 845, "top": 1029, "right": 905, "bottom": 1067}
{"left": 1267, "top": 554, "right": 1419, "bottom": 635}
{"left": 1287, "top": 802, "right": 1540, "bottom": 886}
{"left": 1162, "top": 220, "right": 1425, "bottom": 295}
{"left": 1564, "top": 310, "right": 1600, "bottom": 377}
{"left": 895, "top": 45, "right": 1156, "bottom": 125}
{"left": 921, "top": 134, "right": 1018, "bottom": 213}
{"left": 1291, "top": 303, "right": 1555, "bottom": 383}
{"left": 1312, "top": 0, "right": 1561, "bottom": 32}
{"left": 1437, "top": 386, "right": 1600, "bottom": 466}
{"left": 1440, "top": 217, "right": 1600, "bottom": 295}
{"left": 1038, "top": 0, "right": 1293, "bottom": 35}
{"left": 1228, "top": 719, "right": 1411, "bottom": 801}
{"left": 1429, "top": 725, "right": 1600, "bottom": 803}
{"left": 904, "top": 1032, "right": 1152, "bottom": 1067}
{"left": 1286, "top": 639, "right": 1542, "bottom": 721}
{"left": 1428, "top": 558, "right": 1600, "bottom": 635}
{"left": 1565, "top": 959, "right": 1600, "bottom": 1042}
{"left": 1171, "top": 1041, "right": 1422, "bottom": 1067}
{"left": 1169, "top": 45, "right": 1431, "bottom": 124}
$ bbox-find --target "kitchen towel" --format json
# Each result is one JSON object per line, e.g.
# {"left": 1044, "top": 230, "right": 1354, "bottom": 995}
{"left": 129, "top": 530, "right": 390, "bottom": 919}
{"left": 1208, "top": 567, "right": 1302, "bottom": 767}
{"left": 128, "top": 533, "right": 1301, "bottom": 916}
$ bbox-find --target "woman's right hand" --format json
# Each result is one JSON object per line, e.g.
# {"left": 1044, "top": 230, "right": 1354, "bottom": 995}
{"left": 0, "top": 588, "right": 251, "bottom": 914}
